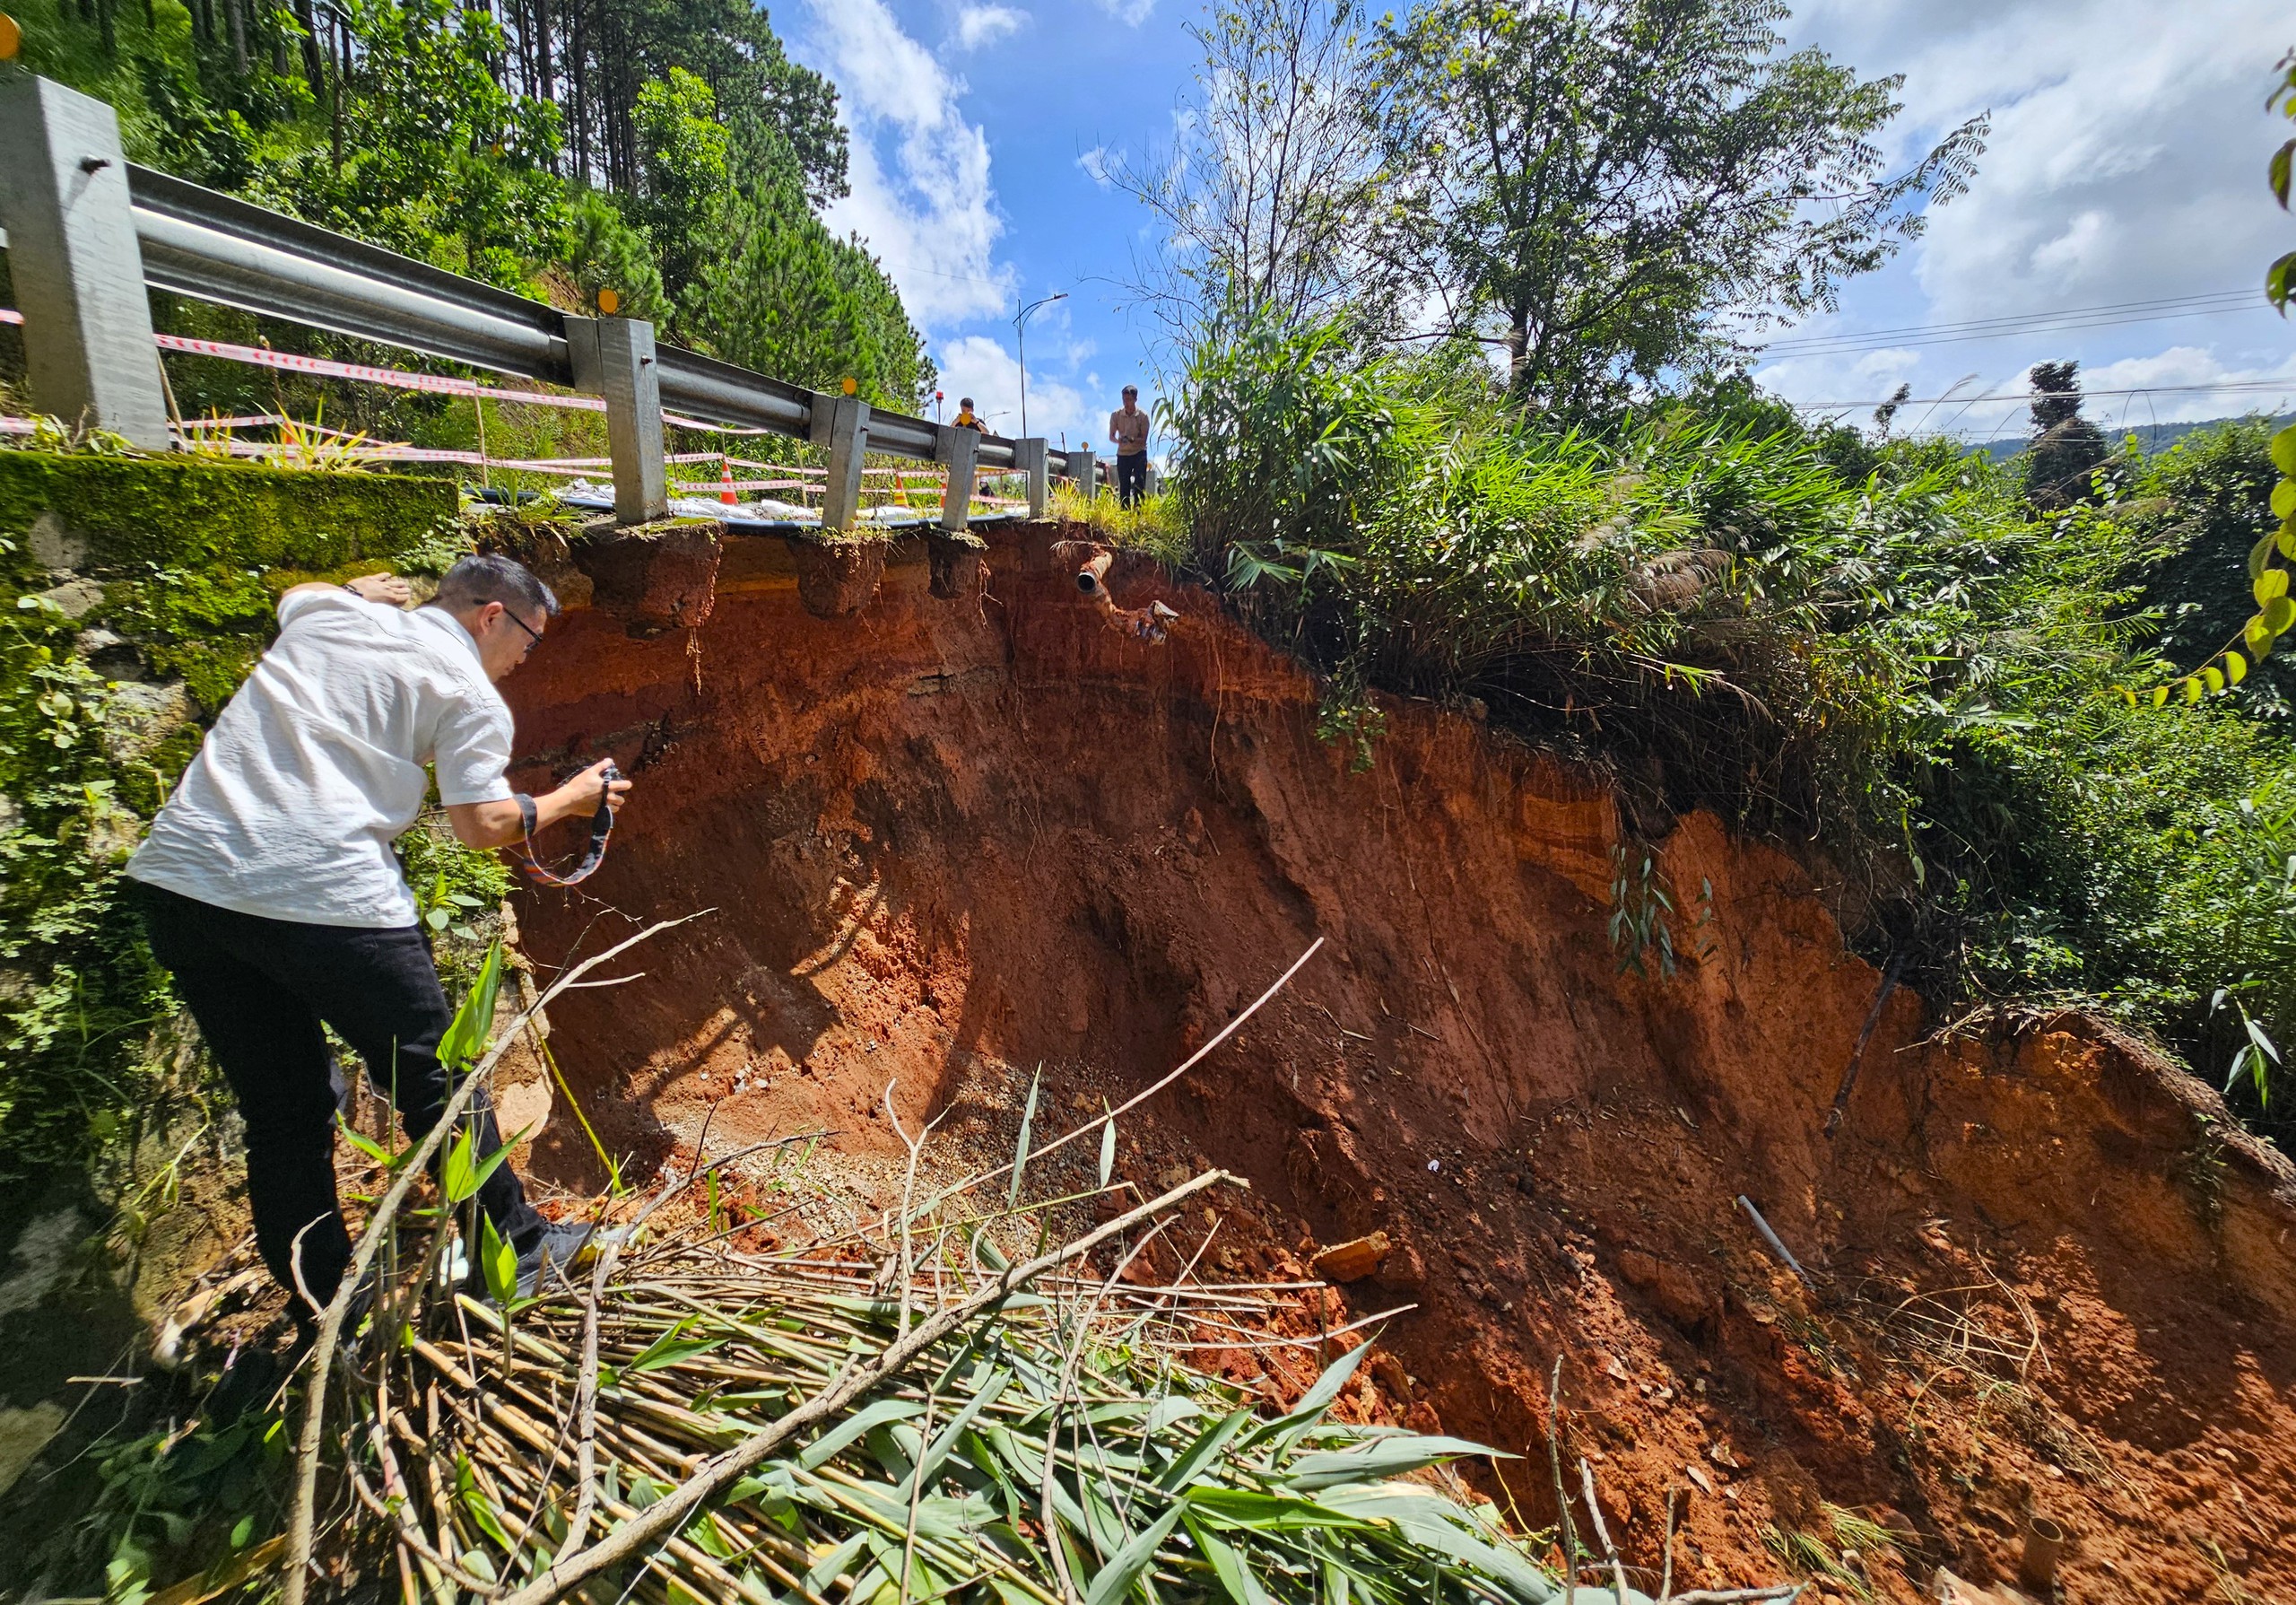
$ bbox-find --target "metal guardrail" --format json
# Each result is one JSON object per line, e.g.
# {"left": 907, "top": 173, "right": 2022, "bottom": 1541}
{"left": 0, "top": 70, "right": 1073, "bottom": 531}
{"left": 126, "top": 165, "right": 579, "bottom": 386}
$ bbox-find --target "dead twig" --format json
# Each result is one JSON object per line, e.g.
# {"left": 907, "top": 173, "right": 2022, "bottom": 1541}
{"left": 1579, "top": 1457, "right": 1630, "bottom": 1601}
{"left": 1546, "top": 1358, "right": 1578, "bottom": 1590}
{"left": 1823, "top": 950, "right": 1902, "bottom": 1139}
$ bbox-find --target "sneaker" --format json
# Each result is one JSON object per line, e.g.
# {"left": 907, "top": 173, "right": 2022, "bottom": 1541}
{"left": 513, "top": 1220, "right": 627, "bottom": 1298}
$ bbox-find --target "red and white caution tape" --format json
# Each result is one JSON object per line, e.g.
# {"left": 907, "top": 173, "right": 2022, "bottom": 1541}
{"left": 672, "top": 477, "right": 811, "bottom": 493}
{"left": 150, "top": 330, "right": 611, "bottom": 411}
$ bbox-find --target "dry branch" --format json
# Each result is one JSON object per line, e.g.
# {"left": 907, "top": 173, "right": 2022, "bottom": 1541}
{"left": 500, "top": 1167, "right": 1239, "bottom": 1605}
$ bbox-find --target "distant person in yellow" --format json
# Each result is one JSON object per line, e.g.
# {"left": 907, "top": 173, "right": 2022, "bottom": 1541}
{"left": 1109, "top": 385, "right": 1150, "bottom": 507}
{"left": 953, "top": 397, "right": 987, "bottom": 432}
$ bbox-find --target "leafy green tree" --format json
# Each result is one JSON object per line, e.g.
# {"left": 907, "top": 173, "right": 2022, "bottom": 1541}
{"left": 2134, "top": 419, "right": 2292, "bottom": 719}
{"left": 557, "top": 187, "right": 668, "bottom": 318}
{"left": 2142, "top": 48, "right": 2296, "bottom": 717}
{"left": 619, "top": 65, "right": 931, "bottom": 406}
{"left": 555, "top": 0, "right": 848, "bottom": 204}
{"left": 250, "top": 0, "right": 569, "bottom": 283}
{"left": 682, "top": 176, "right": 936, "bottom": 407}
{"left": 1372, "top": 0, "right": 1987, "bottom": 416}
{"left": 2022, "top": 361, "right": 2110, "bottom": 510}
{"left": 632, "top": 65, "right": 732, "bottom": 302}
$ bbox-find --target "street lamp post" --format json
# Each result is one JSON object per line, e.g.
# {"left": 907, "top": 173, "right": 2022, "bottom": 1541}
{"left": 1014, "top": 292, "right": 1066, "bottom": 439}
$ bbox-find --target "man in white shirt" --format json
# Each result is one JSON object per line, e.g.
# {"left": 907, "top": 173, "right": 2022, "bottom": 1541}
{"left": 127, "top": 554, "right": 631, "bottom": 1329}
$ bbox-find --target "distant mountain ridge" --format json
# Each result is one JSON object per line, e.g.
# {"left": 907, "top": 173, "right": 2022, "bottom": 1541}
{"left": 1966, "top": 411, "right": 2296, "bottom": 461}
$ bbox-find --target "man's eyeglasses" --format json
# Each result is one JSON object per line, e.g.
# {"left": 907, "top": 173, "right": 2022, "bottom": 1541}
{"left": 501, "top": 607, "right": 544, "bottom": 655}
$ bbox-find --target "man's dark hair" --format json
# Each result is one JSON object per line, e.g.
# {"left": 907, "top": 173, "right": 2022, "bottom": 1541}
{"left": 1122, "top": 385, "right": 1138, "bottom": 397}
{"left": 432, "top": 554, "right": 559, "bottom": 620}
{"left": 960, "top": 397, "right": 975, "bottom": 407}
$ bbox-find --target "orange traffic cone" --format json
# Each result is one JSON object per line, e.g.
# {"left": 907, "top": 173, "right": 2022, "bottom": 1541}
{"left": 719, "top": 457, "right": 737, "bottom": 505}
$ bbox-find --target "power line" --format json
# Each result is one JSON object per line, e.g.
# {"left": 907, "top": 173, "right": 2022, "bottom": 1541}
{"left": 1757, "top": 290, "right": 2266, "bottom": 360}
{"left": 1763, "top": 287, "right": 2257, "bottom": 345}
{"left": 1763, "top": 303, "right": 2263, "bottom": 358}
{"left": 1790, "top": 378, "right": 2296, "bottom": 408}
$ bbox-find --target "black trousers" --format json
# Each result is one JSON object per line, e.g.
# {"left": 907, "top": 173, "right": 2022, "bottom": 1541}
{"left": 131, "top": 881, "right": 546, "bottom": 1319}
{"left": 1116, "top": 452, "right": 1148, "bottom": 508}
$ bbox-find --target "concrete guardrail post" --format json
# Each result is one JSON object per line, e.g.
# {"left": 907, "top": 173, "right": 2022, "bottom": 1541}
{"left": 814, "top": 392, "right": 872, "bottom": 533}
{"left": 567, "top": 315, "right": 667, "bottom": 525}
{"left": 1144, "top": 462, "right": 1161, "bottom": 498}
{"left": 0, "top": 74, "right": 172, "bottom": 450}
{"left": 1016, "top": 437, "right": 1048, "bottom": 520}
{"left": 935, "top": 423, "right": 978, "bottom": 534}
{"left": 1068, "top": 447, "right": 1098, "bottom": 502}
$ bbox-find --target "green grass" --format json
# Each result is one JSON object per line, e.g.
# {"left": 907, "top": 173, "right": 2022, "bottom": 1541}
{"left": 1049, "top": 484, "right": 1191, "bottom": 566}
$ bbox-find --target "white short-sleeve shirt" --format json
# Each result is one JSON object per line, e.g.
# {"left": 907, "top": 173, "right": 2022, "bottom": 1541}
{"left": 127, "top": 589, "right": 515, "bottom": 929}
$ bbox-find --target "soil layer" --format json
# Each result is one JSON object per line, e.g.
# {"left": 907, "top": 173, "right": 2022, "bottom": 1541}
{"left": 504, "top": 521, "right": 2296, "bottom": 1603}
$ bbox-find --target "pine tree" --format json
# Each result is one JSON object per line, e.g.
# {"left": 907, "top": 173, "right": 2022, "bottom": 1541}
{"left": 2024, "top": 360, "right": 2110, "bottom": 510}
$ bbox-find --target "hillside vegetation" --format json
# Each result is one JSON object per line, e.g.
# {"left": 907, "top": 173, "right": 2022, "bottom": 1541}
{"left": 1158, "top": 316, "right": 2296, "bottom": 1139}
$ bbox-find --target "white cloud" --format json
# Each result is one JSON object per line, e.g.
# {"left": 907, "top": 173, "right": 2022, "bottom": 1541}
{"left": 1077, "top": 144, "right": 1114, "bottom": 187}
{"left": 1091, "top": 0, "right": 1155, "bottom": 24}
{"left": 955, "top": 4, "right": 1025, "bottom": 49}
{"left": 802, "top": 0, "right": 1012, "bottom": 327}
{"left": 1787, "top": 0, "right": 2291, "bottom": 320}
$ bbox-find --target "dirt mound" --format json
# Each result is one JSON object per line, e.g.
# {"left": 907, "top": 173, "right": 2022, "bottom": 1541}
{"left": 502, "top": 520, "right": 2296, "bottom": 1602}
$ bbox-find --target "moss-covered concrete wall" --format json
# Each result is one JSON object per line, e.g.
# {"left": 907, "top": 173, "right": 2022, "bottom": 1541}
{"left": 0, "top": 452, "right": 460, "bottom": 709}
{"left": 0, "top": 450, "right": 458, "bottom": 575}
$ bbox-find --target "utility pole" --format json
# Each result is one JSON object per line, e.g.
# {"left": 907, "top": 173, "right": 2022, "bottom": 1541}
{"left": 1014, "top": 292, "right": 1065, "bottom": 440}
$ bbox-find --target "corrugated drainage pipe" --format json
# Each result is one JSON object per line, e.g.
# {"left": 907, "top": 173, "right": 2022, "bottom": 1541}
{"left": 1076, "top": 550, "right": 1114, "bottom": 598}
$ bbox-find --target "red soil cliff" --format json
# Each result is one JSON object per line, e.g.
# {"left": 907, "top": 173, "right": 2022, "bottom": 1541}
{"left": 499, "top": 520, "right": 2296, "bottom": 1603}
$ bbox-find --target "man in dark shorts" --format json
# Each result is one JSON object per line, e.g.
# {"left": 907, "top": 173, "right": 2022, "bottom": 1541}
{"left": 126, "top": 554, "right": 630, "bottom": 1330}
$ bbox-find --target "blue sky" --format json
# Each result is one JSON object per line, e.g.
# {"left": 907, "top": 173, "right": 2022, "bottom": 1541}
{"left": 779, "top": 0, "right": 2296, "bottom": 449}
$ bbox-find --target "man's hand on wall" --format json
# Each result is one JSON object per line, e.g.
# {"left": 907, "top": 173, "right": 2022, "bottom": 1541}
{"left": 344, "top": 571, "right": 413, "bottom": 605}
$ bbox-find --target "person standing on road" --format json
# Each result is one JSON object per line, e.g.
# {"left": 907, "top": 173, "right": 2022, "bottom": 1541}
{"left": 1109, "top": 385, "right": 1151, "bottom": 508}
{"left": 125, "top": 554, "right": 630, "bottom": 1333}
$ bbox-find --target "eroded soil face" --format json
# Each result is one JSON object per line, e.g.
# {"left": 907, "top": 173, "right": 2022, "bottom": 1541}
{"left": 504, "top": 523, "right": 2296, "bottom": 1602}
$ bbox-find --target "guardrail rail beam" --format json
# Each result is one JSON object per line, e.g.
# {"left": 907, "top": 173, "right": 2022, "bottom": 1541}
{"left": 568, "top": 315, "right": 668, "bottom": 525}
{"left": 0, "top": 76, "right": 171, "bottom": 450}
